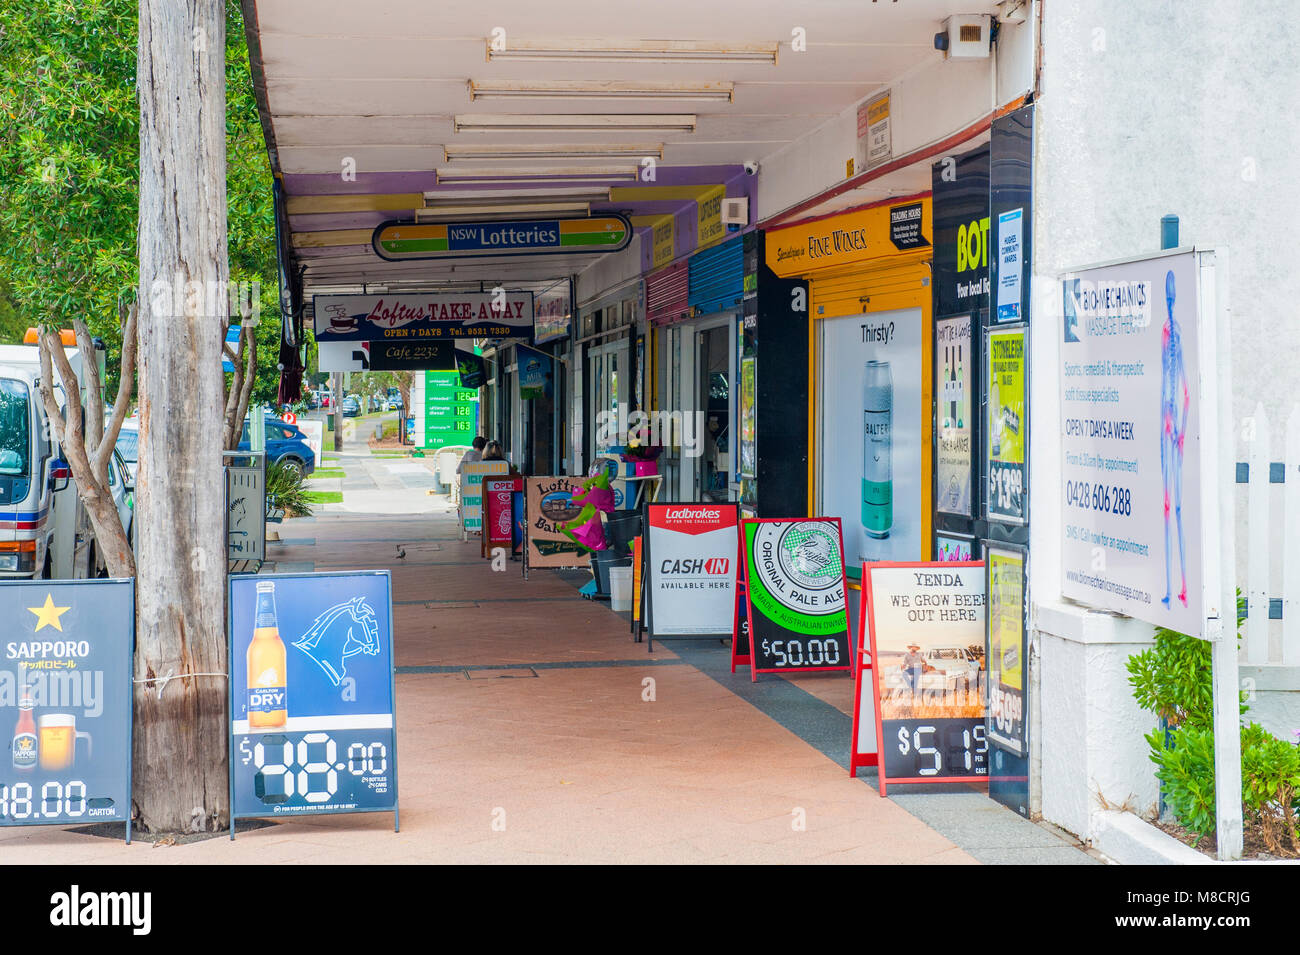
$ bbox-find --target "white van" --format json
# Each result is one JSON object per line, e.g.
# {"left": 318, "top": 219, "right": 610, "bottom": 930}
{"left": 0, "top": 342, "right": 96, "bottom": 579}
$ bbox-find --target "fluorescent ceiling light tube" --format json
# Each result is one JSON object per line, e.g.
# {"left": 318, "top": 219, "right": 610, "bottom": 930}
{"left": 435, "top": 165, "right": 638, "bottom": 184}
{"left": 468, "top": 81, "right": 733, "bottom": 102}
{"left": 423, "top": 187, "right": 612, "bottom": 203}
{"left": 415, "top": 202, "right": 591, "bottom": 220}
{"left": 485, "top": 38, "right": 778, "bottom": 64}
{"left": 443, "top": 144, "right": 663, "bottom": 162}
{"left": 454, "top": 114, "right": 696, "bottom": 133}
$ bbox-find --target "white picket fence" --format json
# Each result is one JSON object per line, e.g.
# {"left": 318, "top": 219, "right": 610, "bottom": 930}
{"left": 1240, "top": 402, "right": 1300, "bottom": 665}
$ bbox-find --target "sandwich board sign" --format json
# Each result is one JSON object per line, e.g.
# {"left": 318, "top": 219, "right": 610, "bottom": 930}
{"left": 642, "top": 502, "right": 739, "bottom": 650}
{"left": 854, "top": 561, "right": 987, "bottom": 794}
{"left": 740, "top": 518, "right": 852, "bottom": 681}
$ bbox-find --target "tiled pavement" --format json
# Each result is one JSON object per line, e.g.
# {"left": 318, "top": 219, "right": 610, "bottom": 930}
{"left": 0, "top": 446, "right": 1096, "bottom": 864}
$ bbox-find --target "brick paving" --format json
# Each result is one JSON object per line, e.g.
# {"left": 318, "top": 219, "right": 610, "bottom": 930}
{"left": 0, "top": 442, "right": 1091, "bottom": 863}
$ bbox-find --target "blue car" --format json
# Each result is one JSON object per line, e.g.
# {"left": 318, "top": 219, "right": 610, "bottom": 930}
{"left": 238, "top": 416, "right": 316, "bottom": 479}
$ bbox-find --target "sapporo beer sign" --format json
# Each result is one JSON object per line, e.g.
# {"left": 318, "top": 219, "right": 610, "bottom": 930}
{"left": 229, "top": 572, "right": 399, "bottom": 833}
{"left": 741, "top": 518, "right": 852, "bottom": 680}
{"left": 643, "top": 502, "right": 739, "bottom": 648}
{"left": 1, "top": 580, "right": 133, "bottom": 840}
{"left": 855, "top": 562, "right": 987, "bottom": 794}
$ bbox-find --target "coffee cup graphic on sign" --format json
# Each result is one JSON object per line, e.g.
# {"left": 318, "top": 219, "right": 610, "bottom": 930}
{"left": 37, "top": 714, "right": 91, "bottom": 771}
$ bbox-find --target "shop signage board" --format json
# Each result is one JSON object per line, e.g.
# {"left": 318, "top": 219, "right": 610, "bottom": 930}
{"left": 229, "top": 572, "right": 398, "bottom": 833}
{"left": 523, "top": 476, "right": 590, "bottom": 571}
{"left": 371, "top": 215, "right": 632, "bottom": 261}
{"left": 313, "top": 291, "right": 535, "bottom": 342}
{"left": 931, "top": 144, "right": 990, "bottom": 316}
{"left": 1058, "top": 249, "right": 1203, "bottom": 634}
{"left": 764, "top": 198, "right": 934, "bottom": 279}
{"left": 484, "top": 477, "right": 520, "bottom": 552}
{"left": 936, "top": 531, "right": 975, "bottom": 563}
{"left": 936, "top": 315, "right": 973, "bottom": 516}
{"left": 516, "top": 344, "right": 552, "bottom": 400}
{"left": 459, "top": 461, "right": 510, "bottom": 532}
{"left": 368, "top": 340, "right": 456, "bottom": 371}
{"left": 226, "top": 456, "right": 266, "bottom": 564}
{"left": 740, "top": 355, "right": 757, "bottom": 479}
{"left": 857, "top": 89, "right": 892, "bottom": 171}
{"left": 741, "top": 518, "right": 852, "bottom": 680}
{"left": 986, "top": 546, "right": 1027, "bottom": 756}
{"left": 643, "top": 502, "right": 739, "bottom": 649}
{"left": 986, "top": 326, "right": 1027, "bottom": 524}
{"left": 994, "top": 208, "right": 1024, "bottom": 322}
{"left": 418, "top": 370, "right": 477, "bottom": 452}
{"left": 0, "top": 580, "right": 133, "bottom": 840}
{"left": 854, "top": 562, "right": 987, "bottom": 793}
{"left": 534, "top": 283, "right": 572, "bottom": 345}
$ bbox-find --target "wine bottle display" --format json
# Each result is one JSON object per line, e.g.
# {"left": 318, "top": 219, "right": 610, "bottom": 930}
{"left": 862, "top": 360, "right": 893, "bottom": 540}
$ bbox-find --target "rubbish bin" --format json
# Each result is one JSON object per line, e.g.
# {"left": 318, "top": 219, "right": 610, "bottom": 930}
{"left": 590, "top": 549, "right": 631, "bottom": 596}
{"left": 608, "top": 567, "right": 633, "bottom": 612}
{"left": 603, "top": 510, "right": 642, "bottom": 558}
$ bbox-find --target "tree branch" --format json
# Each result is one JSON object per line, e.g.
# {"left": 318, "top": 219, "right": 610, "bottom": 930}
{"left": 93, "top": 300, "right": 137, "bottom": 480}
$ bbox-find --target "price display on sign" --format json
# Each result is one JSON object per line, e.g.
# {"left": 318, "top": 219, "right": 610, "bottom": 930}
{"left": 229, "top": 572, "right": 398, "bottom": 833}
{"left": 853, "top": 561, "right": 987, "bottom": 794}
{"left": 741, "top": 518, "right": 852, "bottom": 681}
{"left": 986, "top": 326, "right": 1027, "bottom": 523}
{"left": 0, "top": 580, "right": 134, "bottom": 841}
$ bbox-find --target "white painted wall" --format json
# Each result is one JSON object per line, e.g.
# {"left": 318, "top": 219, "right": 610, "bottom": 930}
{"left": 575, "top": 234, "right": 643, "bottom": 308}
{"left": 758, "top": 12, "right": 1036, "bottom": 221}
{"left": 1032, "top": 0, "right": 1300, "bottom": 840}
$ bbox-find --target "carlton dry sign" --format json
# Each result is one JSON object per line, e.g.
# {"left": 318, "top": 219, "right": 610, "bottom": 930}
{"left": 642, "top": 502, "right": 739, "bottom": 647}
{"left": 313, "top": 291, "right": 535, "bottom": 342}
{"left": 372, "top": 215, "right": 632, "bottom": 262}
{"left": 229, "top": 572, "right": 398, "bottom": 832}
{"left": 0, "top": 580, "right": 133, "bottom": 840}
{"left": 741, "top": 518, "right": 852, "bottom": 679}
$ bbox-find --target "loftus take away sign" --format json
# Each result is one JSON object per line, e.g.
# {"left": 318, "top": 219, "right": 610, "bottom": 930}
{"left": 643, "top": 503, "right": 739, "bottom": 641}
{"left": 313, "top": 291, "right": 535, "bottom": 342}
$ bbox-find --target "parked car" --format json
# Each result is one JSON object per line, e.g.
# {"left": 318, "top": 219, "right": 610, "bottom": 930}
{"left": 237, "top": 416, "right": 316, "bottom": 478}
{"left": 386, "top": 388, "right": 404, "bottom": 411}
{"left": 115, "top": 420, "right": 138, "bottom": 484}
{"left": 341, "top": 395, "right": 361, "bottom": 418}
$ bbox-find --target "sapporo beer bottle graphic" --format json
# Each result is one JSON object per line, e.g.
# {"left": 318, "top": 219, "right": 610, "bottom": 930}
{"left": 247, "top": 581, "right": 288, "bottom": 728}
{"left": 862, "top": 360, "right": 893, "bottom": 539}
{"left": 12, "top": 681, "right": 36, "bottom": 771}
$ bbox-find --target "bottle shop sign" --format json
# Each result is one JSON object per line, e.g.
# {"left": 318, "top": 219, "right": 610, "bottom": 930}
{"left": 229, "top": 572, "right": 398, "bottom": 829}
{"left": 0, "top": 580, "right": 133, "bottom": 835}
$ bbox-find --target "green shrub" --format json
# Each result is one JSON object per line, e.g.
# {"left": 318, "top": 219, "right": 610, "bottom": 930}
{"left": 266, "top": 459, "right": 313, "bottom": 518}
{"left": 1128, "top": 606, "right": 1300, "bottom": 853}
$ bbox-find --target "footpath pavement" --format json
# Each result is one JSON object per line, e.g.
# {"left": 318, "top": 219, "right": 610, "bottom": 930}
{"left": 0, "top": 433, "right": 1097, "bottom": 864}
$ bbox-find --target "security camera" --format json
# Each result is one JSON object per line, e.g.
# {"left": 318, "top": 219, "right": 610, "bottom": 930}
{"left": 743, "top": 161, "right": 759, "bottom": 177}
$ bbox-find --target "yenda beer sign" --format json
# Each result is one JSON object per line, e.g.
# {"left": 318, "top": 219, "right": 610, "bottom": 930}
{"left": 643, "top": 502, "right": 739, "bottom": 648}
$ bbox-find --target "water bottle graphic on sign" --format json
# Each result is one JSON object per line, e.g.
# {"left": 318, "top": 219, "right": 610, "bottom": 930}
{"left": 862, "top": 361, "right": 893, "bottom": 541}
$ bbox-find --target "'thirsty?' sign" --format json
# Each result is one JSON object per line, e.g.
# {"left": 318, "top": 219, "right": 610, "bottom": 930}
{"left": 313, "top": 291, "right": 535, "bottom": 342}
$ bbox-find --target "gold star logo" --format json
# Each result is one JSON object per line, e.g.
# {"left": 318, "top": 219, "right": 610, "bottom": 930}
{"left": 28, "top": 594, "right": 71, "bottom": 632}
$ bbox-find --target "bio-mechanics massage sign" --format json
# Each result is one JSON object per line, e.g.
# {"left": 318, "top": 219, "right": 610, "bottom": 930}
{"left": 0, "top": 580, "right": 133, "bottom": 840}
{"left": 741, "top": 518, "right": 851, "bottom": 680}
{"left": 643, "top": 503, "right": 739, "bottom": 649}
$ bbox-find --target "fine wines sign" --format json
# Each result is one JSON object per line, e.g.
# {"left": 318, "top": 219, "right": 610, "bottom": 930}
{"left": 741, "top": 518, "right": 852, "bottom": 681}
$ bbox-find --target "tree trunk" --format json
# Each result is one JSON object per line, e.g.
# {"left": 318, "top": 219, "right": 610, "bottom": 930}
{"left": 222, "top": 320, "right": 258, "bottom": 450}
{"left": 135, "top": 0, "right": 228, "bottom": 833}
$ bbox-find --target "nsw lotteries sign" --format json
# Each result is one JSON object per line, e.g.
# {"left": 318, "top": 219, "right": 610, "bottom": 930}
{"left": 1059, "top": 249, "right": 1203, "bottom": 635}
{"left": 0, "top": 580, "right": 133, "bottom": 839}
{"left": 313, "top": 291, "right": 535, "bottom": 342}
{"left": 741, "top": 518, "right": 852, "bottom": 678}
{"left": 643, "top": 502, "right": 739, "bottom": 645}
{"left": 229, "top": 572, "right": 398, "bottom": 831}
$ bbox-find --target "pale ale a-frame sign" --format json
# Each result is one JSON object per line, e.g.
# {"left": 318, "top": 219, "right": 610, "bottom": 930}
{"left": 229, "top": 571, "right": 399, "bottom": 835}
{"left": 643, "top": 502, "right": 739, "bottom": 650}
{"left": 741, "top": 518, "right": 852, "bottom": 681}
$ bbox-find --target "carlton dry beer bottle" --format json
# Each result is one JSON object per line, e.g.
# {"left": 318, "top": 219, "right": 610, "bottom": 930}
{"left": 862, "top": 360, "right": 893, "bottom": 540}
{"left": 11, "top": 682, "right": 36, "bottom": 771}
{"left": 247, "top": 581, "right": 288, "bottom": 728}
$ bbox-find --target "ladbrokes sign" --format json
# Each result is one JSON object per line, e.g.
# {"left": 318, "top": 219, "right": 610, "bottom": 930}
{"left": 644, "top": 503, "right": 739, "bottom": 640}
